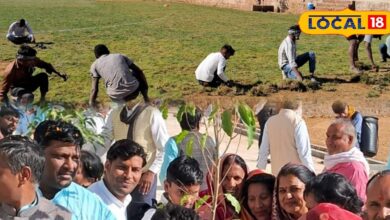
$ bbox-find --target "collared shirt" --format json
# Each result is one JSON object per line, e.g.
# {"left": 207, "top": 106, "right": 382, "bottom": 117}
{"left": 0, "top": 192, "right": 71, "bottom": 219}
{"left": 102, "top": 103, "right": 168, "bottom": 174}
{"left": 89, "top": 180, "right": 132, "bottom": 220}
{"left": 278, "top": 36, "right": 297, "bottom": 69}
{"left": 141, "top": 193, "right": 170, "bottom": 220}
{"left": 257, "top": 116, "right": 315, "bottom": 173}
{"left": 6, "top": 21, "right": 33, "bottom": 38}
{"left": 44, "top": 182, "right": 116, "bottom": 220}
{"left": 195, "top": 52, "right": 228, "bottom": 83}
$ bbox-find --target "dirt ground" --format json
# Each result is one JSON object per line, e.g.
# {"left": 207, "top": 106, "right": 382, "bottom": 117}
{"left": 1, "top": 60, "right": 390, "bottom": 161}
{"left": 185, "top": 62, "right": 390, "bottom": 162}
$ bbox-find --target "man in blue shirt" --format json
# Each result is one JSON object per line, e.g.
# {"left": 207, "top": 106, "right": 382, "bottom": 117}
{"left": 332, "top": 100, "right": 363, "bottom": 149}
{"left": 34, "top": 120, "right": 115, "bottom": 220}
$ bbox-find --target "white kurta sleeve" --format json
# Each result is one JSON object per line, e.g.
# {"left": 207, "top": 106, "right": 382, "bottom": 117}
{"left": 295, "top": 120, "right": 315, "bottom": 172}
{"left": 257, "top": 122, "right": 270, "bottom": 170}
{"left": 149, "top": 110, "right": 169, "bottom": 174}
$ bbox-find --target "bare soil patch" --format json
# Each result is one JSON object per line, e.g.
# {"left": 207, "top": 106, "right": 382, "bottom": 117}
{"left": 185, "top": 63, "right": 390, "bottom": 162}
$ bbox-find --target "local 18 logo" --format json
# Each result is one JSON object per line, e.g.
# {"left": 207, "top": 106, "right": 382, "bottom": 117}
{"left": 298, "top": 9, "right": 390, "bottom": 36}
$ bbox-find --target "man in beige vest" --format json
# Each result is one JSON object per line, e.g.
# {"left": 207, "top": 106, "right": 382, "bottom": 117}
{"left": 102, "top": 97, "right": 169, "bottom": 206}
{"left": 257, "top": 100, "right": 314, "bottom": 174}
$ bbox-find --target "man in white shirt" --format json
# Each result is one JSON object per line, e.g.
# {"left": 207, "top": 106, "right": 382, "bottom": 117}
{"left": 257, "top": 99, "right": 314, "bottom": 174}
{"left": 278, "top": 25, "right": 316, "bottom": 82}
{"left": 89, "top": 139, "right": 147, "bottom": 220}
{"left": 101, "top": 95, "right": 169, "bottom": 207}
{"left": 195, "top": 44, "right": 235, "bottom": 88}
{"left": 6, "top": 19, "right": 35, "bottom": 44}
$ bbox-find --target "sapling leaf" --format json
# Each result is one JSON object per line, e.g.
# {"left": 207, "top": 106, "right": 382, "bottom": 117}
{"left": 176, "top": 104, "right": 185, "bottom": 123}
{"left": 174, "top": 130, "right": 189, "bottom": 145}
{"left": 195, "top": 195, "right": 210, "bottom": 210}
{"left": 185, "top": 136, "right": 194, "bottom": 157}
{"left": 246, "top": 125, "right": 255, "bottom": 149}
{"left": 200, "top": 133, "right": 207, "bottom": 150}
{"left": 225, "top": 193, "right": 241, "bottom": 213}
{"left": 222, "top": 110, "right": 233, "bottom": 137}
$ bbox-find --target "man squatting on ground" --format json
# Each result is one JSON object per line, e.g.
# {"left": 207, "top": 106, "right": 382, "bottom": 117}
{"left": 278, "top": 25, "right": 317, "bottom": 82}
{"left": 6, "top": 19, "right": 35, "bottom": 45}
{"left": 89, "top": 44, "right": 150, "bottom": 108}
{"left": 195, "top": 44, "right": 235, "bottom": 88}
{"left": 0, "top": 45, "right": 67, "bottom": 104}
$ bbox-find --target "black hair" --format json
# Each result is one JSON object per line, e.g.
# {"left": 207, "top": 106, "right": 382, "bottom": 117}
{"left": 221, "top": 154, "right": 248, "bottom": 180}
{"left": 289, "top": 25, "right": 301, "bottom": 32}
{"left": 277, "top": 163, "right": 315, "bottom": 185}
{"left": 179, "top": 107, "right": 202, "bottom": 131}
{"left": 0, "top": 105, "right": 20, "bottom": 118}
{"left": 151, "top": 203, "right": 200, "bottom": 220}
{"left": 19, "top": 19, "right": 26, "bottom": 26}
{"left": 166, "top": 155, "right": 203, "bottom": 186}
{"left": 0, "top": 135, "right": 44, "bottom": 183}
{"left": 367, "top": 169, "right": 390, "bottom": 188}
{"left": 221, "top": 44, "right": 235, "bottom": 56}
{"left": 106, "top": 139, "right": 147, "bottom": 166}
{"left": 304, "top": 172, "right": 363, "bottom": 214}
{"left": 275, "top": 163, "right": 315, "bottom": 218}
{"left": 241, "top": 172, "right": 275, "bottom": 219}
{"left": 94, "top": 44, "right": 110, "bottom": 58}
{"left": 17, "top": 45, "right": 37, "bottom": 57}
{"left": 80, "top": 150, "right": 104, "bottom": 181}
{"left": 33, "top": 120, "right": 84, "bottom": 149}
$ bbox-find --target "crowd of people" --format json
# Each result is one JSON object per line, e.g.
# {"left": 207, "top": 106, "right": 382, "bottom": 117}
{"left": 1, "top": 17, "right": 390, "bottom": 220}
{"left": 0, "top": 94, "right": 388, "bottom": 220}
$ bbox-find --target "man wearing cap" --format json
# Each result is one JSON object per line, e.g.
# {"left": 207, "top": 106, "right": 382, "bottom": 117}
{"left": 195, "top": 44, "right": 235, "bottom": 88}
{"left": 6, "top": 19, "right": 35, "bottom": 44}
{"left": 0, "top": 45, "right": 66, "bottom": 104}
{"left": 278, "top": 25, "right": 317, "bottom": 82}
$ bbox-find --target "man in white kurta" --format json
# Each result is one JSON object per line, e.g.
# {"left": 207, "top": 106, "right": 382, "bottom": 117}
{"left": 257, "top": 100, "right": 314, "bottom": 174}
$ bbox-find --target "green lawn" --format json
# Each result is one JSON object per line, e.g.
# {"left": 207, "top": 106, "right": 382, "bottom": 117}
{"left": 0, "top": 0, "right": 380, "bottom": 104}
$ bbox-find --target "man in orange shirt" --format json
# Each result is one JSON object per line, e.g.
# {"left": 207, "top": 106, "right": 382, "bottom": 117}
{"left": 0, "top": 45, "right": 66, "bottom": 104}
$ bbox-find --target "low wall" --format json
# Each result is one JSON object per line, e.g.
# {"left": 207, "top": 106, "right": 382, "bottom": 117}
{"left": 163, "top": 0, "right": 390, "bottom": 12}
{"left": 355, "top": 0, "right": 390, "bottom": 11}
{"left": 170, "top": 0, "right": 258, "bottom": 11}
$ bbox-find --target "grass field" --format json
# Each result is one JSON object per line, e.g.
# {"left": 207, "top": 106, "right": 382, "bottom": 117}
{"left": 0, "top": 0, "right": 383, "bottom": 104}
